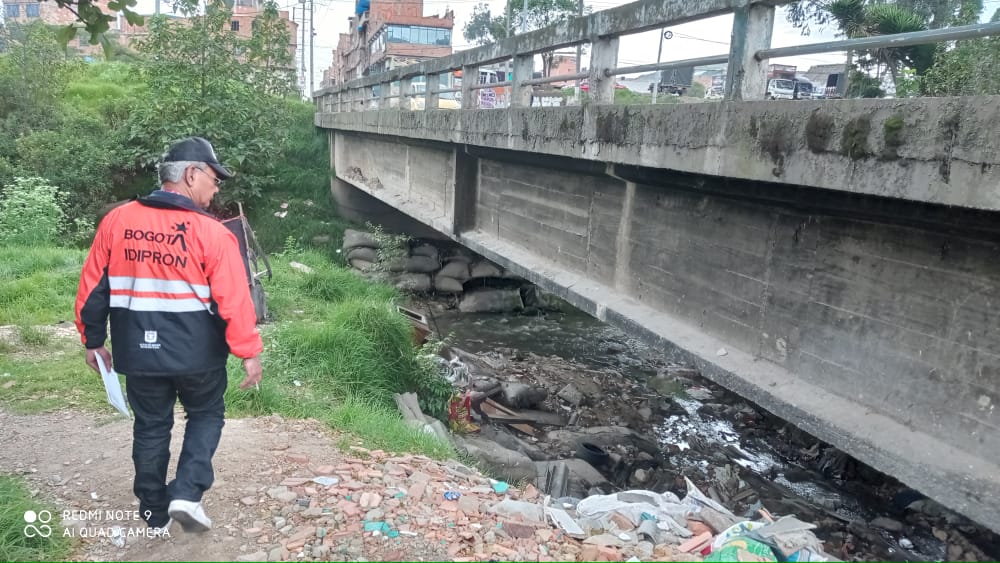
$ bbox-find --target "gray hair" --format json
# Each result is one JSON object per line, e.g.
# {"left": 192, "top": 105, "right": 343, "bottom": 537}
{"left": 157, "top": 160, "right": 206, "bottom": 184}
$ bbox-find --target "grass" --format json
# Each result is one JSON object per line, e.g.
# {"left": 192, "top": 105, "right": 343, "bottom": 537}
{"left": 0, "top": 474, "right": 73, "bottom": 562}
{"left": 0, "top": 245, "right": 85, "bottom": 325}
{"left": 243, "top": 101, "right": 347, "bottom": 261}
{"left": 0, "top": 244, "right": 455, "bottom": 460}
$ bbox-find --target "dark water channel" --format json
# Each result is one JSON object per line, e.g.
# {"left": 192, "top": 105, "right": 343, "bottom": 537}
{"left": 420, "top": 303, "right": 999, "bottom": 562}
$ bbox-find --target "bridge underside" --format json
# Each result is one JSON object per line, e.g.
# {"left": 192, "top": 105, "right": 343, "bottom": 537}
{"left": 322, "top": 106, "right": 1000, "bottom": 531}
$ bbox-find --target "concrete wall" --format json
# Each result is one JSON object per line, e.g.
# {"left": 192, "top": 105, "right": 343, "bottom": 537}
{"left": 318, "top": 96, "right": 1000, "bottom": 211}
{"left": 326, "top": 126, "right": 1000, "bottom": 530}
{"left": 333, "top": 131, "right": 457, "bottom": 235}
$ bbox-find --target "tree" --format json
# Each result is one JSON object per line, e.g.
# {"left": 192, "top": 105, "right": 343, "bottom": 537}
{"left": 244, "top": 1, "right": 296, "bottom": 96}
{"left": 125, "top": 0, "right": 298, "bottom": 205}
{"left": 40, "top": 0, "right": 148, "bottom": 55}
{"left": 463, "top": 0, "right": 586, "bottom": 76}
{"left": 922, "top": 5, "right": 1000, "bottom": 95}
{"left": 0, "top": 22, "right": 79, "bottom": 130}
{"left": 824, "top": 0, "right": 934, "bottom": 93}
{"left": 787, "top": 0, "right": 963, "bottom": 32}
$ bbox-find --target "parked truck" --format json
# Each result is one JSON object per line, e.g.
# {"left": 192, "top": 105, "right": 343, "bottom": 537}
{"left": 648, "top": 65, "right": 695, "bottom": 95}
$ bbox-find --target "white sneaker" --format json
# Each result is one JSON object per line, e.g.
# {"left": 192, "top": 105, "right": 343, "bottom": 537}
{"left": 151, "top": 518, "right": 173, "bottom": 538}
{"left": 168, "top": 500, "right": 212, "bottom": 533}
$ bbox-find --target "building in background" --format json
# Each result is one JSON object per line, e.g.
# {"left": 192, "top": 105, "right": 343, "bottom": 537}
{"left": 2, "top": 0, "right": 296, "bottom": 62}
{"left": 2, "top": 0, "right": 117, "bottom": 57}
{"left": 325, "top": 0, "right": 453, "bottom": 87}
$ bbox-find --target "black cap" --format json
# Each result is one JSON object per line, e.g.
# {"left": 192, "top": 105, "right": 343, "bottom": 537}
{"left": 162, "top": 137, "right": 234, "bottom": 180}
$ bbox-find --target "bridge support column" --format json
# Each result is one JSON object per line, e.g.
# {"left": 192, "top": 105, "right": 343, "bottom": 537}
{"left": 453, "top": 146, "right": 478, "bottom": 234}
{"left": 510, "top": 54, "right": 534, "bottom": 107}
{"left": 725, "top": 2, "right": 774, "bottom": 101}
{"left": 589, "top": 36, "right": 619, "bottom": 104}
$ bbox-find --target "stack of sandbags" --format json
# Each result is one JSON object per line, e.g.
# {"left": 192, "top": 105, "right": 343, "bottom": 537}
{"left": 434, "top": 255, "right": 471, "bottom": 294}
{"left": 342, "top": 229, "right": 380, "bottom": 272}
{"left": 343, "top": 229, "right": 443, "bottom": 292}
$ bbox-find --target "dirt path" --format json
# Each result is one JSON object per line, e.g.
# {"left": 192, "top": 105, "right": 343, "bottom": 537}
{"left": 0, "top": 409, "right": 460, "bottom": 562}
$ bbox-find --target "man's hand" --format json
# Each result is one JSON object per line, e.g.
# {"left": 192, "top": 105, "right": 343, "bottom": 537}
{"left": 85, "top": 346, "right": 113, "bottom": 374}
{"left": 239, "top": 356, "right": 263, "bottom": 390}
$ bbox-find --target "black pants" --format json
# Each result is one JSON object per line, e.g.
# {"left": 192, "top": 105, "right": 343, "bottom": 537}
{"left": 124, "top": 370, "right": 227, "bottom": 528}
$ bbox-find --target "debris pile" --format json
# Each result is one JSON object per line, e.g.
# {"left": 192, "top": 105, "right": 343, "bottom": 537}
{"left": 234, "top": 443, "right": 835, "bottom": 562}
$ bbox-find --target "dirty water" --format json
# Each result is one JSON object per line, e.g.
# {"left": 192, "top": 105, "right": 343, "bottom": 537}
{"left": 419, "top": 303, "right": 1000, "bottom": 562}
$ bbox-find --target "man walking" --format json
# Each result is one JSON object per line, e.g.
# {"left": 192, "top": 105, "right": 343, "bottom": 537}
{"left": 75, "top": 137, "right": 263, "bottom": 533}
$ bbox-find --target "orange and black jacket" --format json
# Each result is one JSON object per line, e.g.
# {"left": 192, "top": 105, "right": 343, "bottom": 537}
{"left": 75, "top": 190, "right": 263, "bottom": 376}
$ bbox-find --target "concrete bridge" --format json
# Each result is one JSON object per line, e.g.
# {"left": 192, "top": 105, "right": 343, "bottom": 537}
{"left": 314, "top": 0, "right": 1000, "bottom": 531}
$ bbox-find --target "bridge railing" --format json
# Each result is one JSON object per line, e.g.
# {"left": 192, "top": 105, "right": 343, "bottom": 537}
{"left": 314, "top": 0, "right": 1000, "bottom": 113}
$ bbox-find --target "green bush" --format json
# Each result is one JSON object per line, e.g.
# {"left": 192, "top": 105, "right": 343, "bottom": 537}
{"left": 0, "top": 177, "right": 65, "bottom": 246}
{"left": 15, "top": 118, "right": 121, "bottom": 222}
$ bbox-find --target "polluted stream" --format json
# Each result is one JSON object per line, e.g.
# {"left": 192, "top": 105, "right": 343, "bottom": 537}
{"left": 416, "top": 300, "right": 1000, "bottom": 562}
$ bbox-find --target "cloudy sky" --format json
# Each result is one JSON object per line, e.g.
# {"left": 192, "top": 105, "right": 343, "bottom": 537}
{"left": 134, "top": 0, "right": 999, "bottom": 93}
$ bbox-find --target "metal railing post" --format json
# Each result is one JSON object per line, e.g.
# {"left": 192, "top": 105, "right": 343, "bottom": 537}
{"left": 426, "top": 73, "right": 440, "bottom": 110}
{"left": 589, "top": 36, "right": 619, "bottom": 104}
{"left": 725, "top": 2, "right": 774, "bottom": 101}
{"left": 510, "top": 54, "right": 534, "bottom": 107}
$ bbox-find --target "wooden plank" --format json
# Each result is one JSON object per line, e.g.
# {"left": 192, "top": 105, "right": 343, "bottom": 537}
{"left": 481, "top": 400, "right": 536, "bottom": 435}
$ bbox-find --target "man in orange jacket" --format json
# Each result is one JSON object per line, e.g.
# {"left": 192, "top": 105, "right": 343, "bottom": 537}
{"left": 75, "top": 137, "right": 263, "bottom": 534}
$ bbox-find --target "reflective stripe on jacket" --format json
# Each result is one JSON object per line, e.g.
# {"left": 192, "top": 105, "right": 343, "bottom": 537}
{"left": 75, "top": 190, "right": 263, "bottom": 376}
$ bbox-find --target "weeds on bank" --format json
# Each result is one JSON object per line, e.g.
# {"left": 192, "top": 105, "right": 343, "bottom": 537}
{"left": 0, "top": 474, "right": 72, "bottom": 562}
{"left": 0, "top": 245, "right": 453, "bottom": 459}
{"left": 0, "top": 246, "right": 85, "bottom": 325}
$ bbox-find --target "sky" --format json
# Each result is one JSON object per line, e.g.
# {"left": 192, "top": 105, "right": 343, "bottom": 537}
{"left": 131, "top": 0, "right": 1000, "bottom": 93}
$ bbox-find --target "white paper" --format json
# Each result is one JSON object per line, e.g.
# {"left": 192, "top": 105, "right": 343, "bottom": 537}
{"left": 95, "top": 354, "right": 131, "bottom": 418}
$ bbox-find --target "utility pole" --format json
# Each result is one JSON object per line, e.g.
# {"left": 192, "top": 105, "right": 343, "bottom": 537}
{"left": 652, "top": 27, "right": 665, "bottom": 104}
{"left": 300, "top": 0, "right": 307, "bottom": 97}
{"left": 309, "top": 0, "right": 314, "bottom": 97}
{"left": 574, "top": 0, "right": 582, "bottom": 101}
{"left": 520, "top": 0, "right": 528, "bottom": 33}
{"left": 506, "top": 0, "right": 513, "bottom": 101}
{"left": 155, "top": 0, "right": 160, "bottom": 16}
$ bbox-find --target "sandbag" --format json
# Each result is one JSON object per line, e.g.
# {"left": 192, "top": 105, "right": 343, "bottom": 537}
{"left": 434, "top": 275, "right": 465, "bottom": 294}
{"left": 342, "top": 229, "right": 380, "bottom": 250}
{"left": 406, "top": 255, "right": 440, "bottom": 274}
{"left": 469, "top": 261, "right": 503, "bottom": 279}
{"left": 393, "top": 273, "right": 431, "bottom": 292}
{"left": 349, "top": 258, "right": 376, "bottom": 272}
{"left": 410, "top": 244, "right": 440, "bottom": 261}
{"left": 459, "top": 288, "right": 523, "bottom": 313}
{"left": 439, "top": 260, "right": 470, "bottom": 281}
{"left": 346, "top": 247, "right": 377, "bottom": 263}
